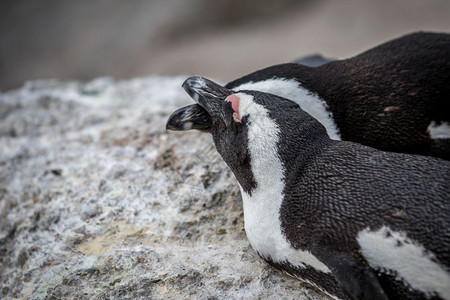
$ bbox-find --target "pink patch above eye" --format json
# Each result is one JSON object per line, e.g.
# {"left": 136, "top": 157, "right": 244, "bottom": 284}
{"left": 225, "top": 94, "right": 241, "bottom": 123}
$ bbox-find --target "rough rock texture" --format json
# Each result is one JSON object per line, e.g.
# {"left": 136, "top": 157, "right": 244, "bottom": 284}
{"left": 0, "top": 77, "right": 326, "bottom": 299}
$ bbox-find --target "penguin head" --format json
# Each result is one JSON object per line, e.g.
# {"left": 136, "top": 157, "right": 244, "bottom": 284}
{"left": 167, "top": 76, "right": 329, "bottom": 194}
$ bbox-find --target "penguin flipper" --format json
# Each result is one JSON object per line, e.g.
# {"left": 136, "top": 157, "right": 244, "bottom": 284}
{"left": 317, "top": 250, "right": 388, "bottom": 300}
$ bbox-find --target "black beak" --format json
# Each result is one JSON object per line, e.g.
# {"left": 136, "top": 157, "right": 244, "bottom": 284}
{"left": 182, "top": 76, "right": 230, "bottom": 102}
{"left": 166, "top": 76, "right": 232, "bottom": 131}
{"left": 166, "top": 104, "right": 212, "bottom": 131}
{"left": 182, "top": 77, "right": 232, "bottom": 124}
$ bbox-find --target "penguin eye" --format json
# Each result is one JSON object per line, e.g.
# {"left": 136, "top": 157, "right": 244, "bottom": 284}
{"left": 225, "top": 94, "right": 242, "bottom": 123}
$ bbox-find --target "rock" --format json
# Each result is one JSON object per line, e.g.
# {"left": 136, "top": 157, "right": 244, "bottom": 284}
{"left": 0, "top": 77, "right": 326, "bottom": 299}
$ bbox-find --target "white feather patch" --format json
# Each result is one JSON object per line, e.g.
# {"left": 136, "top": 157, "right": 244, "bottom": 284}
{"left": 232, "top": 78, "right": 341, "bottom": 140}
{"left": 428, "top": 121, "right": 450, "bottom": 139}
{"left": 236, "top": 92, "right": 331, "bottom": 274}
{"left": 357, "top": 226, "right": 450, "bottom": 299}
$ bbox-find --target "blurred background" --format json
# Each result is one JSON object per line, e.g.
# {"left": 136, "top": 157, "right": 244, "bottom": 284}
{"left": 1, "top": 0, "right": 450, "bottom": 91}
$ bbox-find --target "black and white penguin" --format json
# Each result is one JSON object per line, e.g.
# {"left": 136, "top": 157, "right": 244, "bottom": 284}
{"left": 170, "top": 32, "right": 450, "bottom": 160}
{"left": 167, "top": 76, "right": 450, "bottom": 300}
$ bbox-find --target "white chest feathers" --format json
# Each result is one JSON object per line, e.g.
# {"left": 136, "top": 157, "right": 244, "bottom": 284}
{"left": 232, "top": 78, "right": 341, "bottom": 140}
{"left": 241, "top": 188, "right": 331, "bottom": 274}
{"left": 236, "top": 93, "right": 331, "bottom": 274}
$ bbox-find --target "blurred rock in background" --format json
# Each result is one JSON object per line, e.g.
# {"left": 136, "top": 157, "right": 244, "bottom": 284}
{"left": 1, "top": 0, "right": 450, "bottom": 91}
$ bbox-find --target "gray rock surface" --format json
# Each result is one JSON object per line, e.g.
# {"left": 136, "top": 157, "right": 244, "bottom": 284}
{"left": 0, "top": 77, "right": 326, "bottom": 299}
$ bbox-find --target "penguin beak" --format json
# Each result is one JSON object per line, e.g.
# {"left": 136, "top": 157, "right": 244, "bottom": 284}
{"left": 181, "top": 76, "right": 232, "bottom": 126}
{"left": 166, "top": 104, "right": 212, "bottom": 131}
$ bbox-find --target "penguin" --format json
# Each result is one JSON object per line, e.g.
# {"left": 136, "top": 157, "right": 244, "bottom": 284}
{"left": 170, "top": 32, "right": 450, "bottom": 160}
{"left": 167, "top": 76, "right": 450, "bottom": 300}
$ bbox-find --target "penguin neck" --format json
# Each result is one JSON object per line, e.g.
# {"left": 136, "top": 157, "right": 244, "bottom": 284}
{"left": 228, "top": 92, "right": 333, "bottom": 198}
{"left": 276, "top": 116, "right": 334, "bottom": 181}
{"left": 229, "top": 69, "right": 341, "bottom": 140}
{"left": 235, "top": 99, "right": 332, "bottom": 273}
